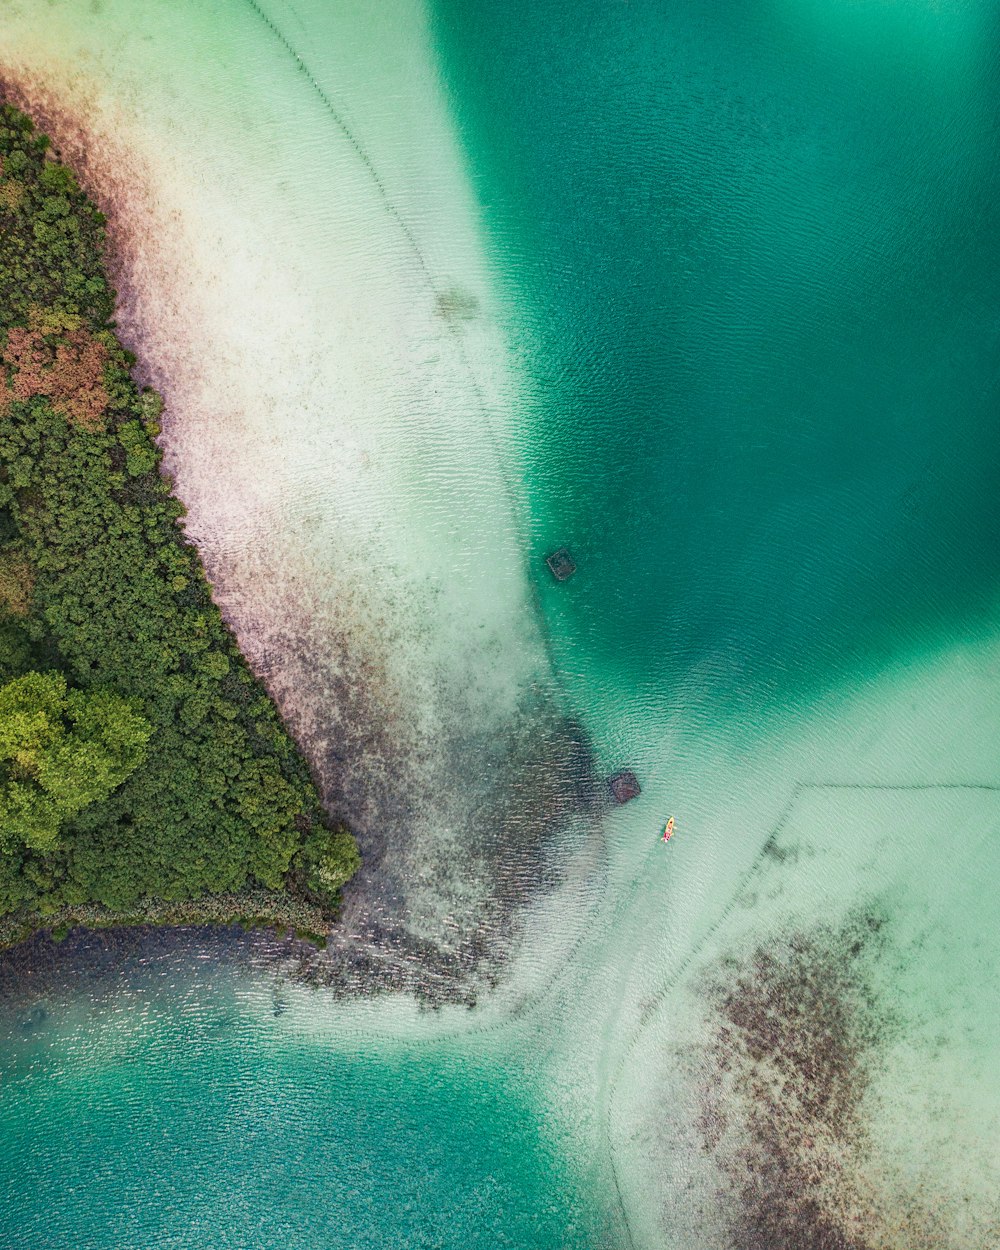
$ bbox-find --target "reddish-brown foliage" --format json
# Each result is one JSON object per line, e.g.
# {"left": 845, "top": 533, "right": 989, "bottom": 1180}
{"left": 0, "top": 548, "right": 34, "bottom": 616}
{"left": 0, "top": 307, "right": 109, "bottom": 430}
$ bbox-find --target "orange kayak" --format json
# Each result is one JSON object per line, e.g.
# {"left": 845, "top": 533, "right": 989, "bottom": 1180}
{"left": 661, "top": 817, "right": 675, "bottom": 842}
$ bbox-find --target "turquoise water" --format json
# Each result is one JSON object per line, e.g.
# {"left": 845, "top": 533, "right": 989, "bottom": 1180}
{"left": 0, "top": 951, "right": 602, "bottom": 1249}
{"left": 1, "top": 0, "right": 1000, "bottom": 1246}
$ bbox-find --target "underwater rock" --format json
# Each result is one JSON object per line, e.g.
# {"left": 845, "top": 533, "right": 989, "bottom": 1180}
{"left": 609, "top": 770, "right": 641, "bottom": 804}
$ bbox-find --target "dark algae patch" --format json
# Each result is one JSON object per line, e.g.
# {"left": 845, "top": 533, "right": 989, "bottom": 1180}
{"left": 0, "top": 104, "right": 359, "bottom": 941}
{"left": 693, "top": 908, "right": 981, "bottom": 1250}
{"left": 698, "top": 912, "right": 891, "bottom": 1250}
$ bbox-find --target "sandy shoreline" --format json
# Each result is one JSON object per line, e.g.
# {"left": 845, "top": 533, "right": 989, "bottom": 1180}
{"left": 0, "top": 33, "right": 601, "bottom": 999}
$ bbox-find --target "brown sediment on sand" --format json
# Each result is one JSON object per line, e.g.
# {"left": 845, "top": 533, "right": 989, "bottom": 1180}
{"left": 691, "top": 908, "right": 995, "bottom": 1250}
{"left": 0, "top": 72, "right": 602, "bottom": 1001}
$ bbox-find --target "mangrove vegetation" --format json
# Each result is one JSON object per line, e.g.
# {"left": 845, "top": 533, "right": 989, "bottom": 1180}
{"left": 0, "top": 103, "right": 359, "bottom": 940}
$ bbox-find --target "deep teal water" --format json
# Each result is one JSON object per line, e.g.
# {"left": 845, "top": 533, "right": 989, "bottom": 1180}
{"left": 433, "top": 0, "right": 1000, "bottom": 712}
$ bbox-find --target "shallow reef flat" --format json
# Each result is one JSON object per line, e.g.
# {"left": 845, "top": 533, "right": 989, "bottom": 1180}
{"left": 603, "top": 689, "right": 1000, "bottom": 1249}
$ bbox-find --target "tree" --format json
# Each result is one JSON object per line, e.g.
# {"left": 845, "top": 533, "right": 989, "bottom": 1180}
{"left": 0, "top": 670, "right": 152, "bottom": 850}
{"left": 0, "top": 105, "right": 360, "bottom": 923}
{"left": 292, "top": 825, "right": 362, "bottom": 909}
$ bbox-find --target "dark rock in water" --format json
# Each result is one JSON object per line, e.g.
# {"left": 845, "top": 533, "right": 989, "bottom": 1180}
{"left": 545, "top": 547, "right": 576, "bottom": 581}
{"left": 609, "top": 769, "right": 641, "bottom": 804}
{"left": 18, "top": 1004, "right": 48, "bottom": 1031}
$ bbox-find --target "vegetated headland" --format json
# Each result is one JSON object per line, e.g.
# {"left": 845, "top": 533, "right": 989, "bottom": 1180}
{"left": 0, "top": 104, "right": 360, "bottom": 950}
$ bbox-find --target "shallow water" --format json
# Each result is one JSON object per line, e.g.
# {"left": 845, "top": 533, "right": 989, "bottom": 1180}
{"left": 2, "top": 0, "right": 1000, "bottom": 1246}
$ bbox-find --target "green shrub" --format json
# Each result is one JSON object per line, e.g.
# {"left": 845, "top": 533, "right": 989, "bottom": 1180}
{"left": 0, "top": 670, "right": 151, "bottom": 850}
{"left": 293, "top": 825, "right": 363, "bottom": 911}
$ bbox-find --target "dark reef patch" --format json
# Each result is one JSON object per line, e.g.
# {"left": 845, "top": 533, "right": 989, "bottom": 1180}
{"left": 700, "top": 909, "right": 891, "bottom": 1249}
{"left": 273, "top": 616, "right": 604, "bottom": 1003}
{"left": 692, "top": 906, "right": 975, "bottom": 1250}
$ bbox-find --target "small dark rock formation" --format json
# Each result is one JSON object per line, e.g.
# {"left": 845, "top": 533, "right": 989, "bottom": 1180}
{"left": 545, "top": 547, "right": 576, "bottom": 581}
{"left": 609, "top": 769, "right": 641, "bottom": 804}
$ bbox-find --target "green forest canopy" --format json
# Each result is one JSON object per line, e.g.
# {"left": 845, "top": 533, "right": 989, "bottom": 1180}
{"left": 0, "top": 670, "right": 152, "bottom": 853}
{"left": 0, "top": 104, "right": 359, "bottom": 925}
